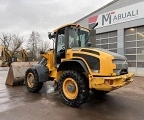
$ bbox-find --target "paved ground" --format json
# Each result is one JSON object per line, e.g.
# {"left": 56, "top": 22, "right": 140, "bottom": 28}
{"left": 0, "top": 67, "right": 144, "bottom": 120}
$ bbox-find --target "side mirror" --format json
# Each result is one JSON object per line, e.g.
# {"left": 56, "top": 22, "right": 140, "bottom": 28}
{"left": 86, "top": 41, "right": 92, "bottom": 47}
{"left": 40, "top": 51, "right": 45, "bottom": 54}
{"left": 48, "top": 32, "right": 52, "bottom": 39}
{"left": 48, "top": 32, "right": 55, "bottom": 39}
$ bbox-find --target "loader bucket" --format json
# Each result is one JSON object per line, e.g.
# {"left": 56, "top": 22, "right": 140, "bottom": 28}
{"left": 5, "top": 62, "right": 37, "bottom": 86}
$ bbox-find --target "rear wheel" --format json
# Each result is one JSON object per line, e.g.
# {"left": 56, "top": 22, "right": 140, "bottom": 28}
{"left": 58, "top": 71, "right": 89, "bottom": 107}
{"left": 25, "top": 68, "right": 43, "bottom": 93}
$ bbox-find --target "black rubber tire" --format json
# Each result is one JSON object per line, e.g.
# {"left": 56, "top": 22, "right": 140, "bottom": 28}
{"left": 25, "top": 68, "right": 43, "bottom": 93}
{"left": 91, "top": 89, "right": 109, "bottom": 96}
{"left": 58, "top": 70, "right": 89, "bottom": 107}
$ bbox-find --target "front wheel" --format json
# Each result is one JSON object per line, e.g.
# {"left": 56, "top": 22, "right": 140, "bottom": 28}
{"left": 58, "top": 71, "right": 89, "bottom": 107}
{"left": 25, "top": 68, "right": 43, "bottom": 93}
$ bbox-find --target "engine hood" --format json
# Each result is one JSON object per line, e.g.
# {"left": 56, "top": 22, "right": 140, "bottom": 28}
{"left": 80, "top": 48, "right": 126, "bottom": 60}
{"left": 72, "top": 47, "right": 126, "bottom": 61}
{"left": 96, "top": 48, "right": 126, "bottom": 60}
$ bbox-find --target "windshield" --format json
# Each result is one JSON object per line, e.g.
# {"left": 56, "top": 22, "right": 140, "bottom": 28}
{"left": 68, "top": 26, "right": 89, "bottom": 48}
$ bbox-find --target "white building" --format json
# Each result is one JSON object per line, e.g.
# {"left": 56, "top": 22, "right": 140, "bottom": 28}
{"left": 75, "top": 0, "right": 144, "bottom": 76}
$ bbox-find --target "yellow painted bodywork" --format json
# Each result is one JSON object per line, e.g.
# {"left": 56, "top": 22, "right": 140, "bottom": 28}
{"left": 72, "top": 48, "right": 116, "bottom": 76}
{"left": 41, "top": 47, "right": 134, "bottom": 92}
{"left": 90, "top": 73, "right": 134, "bottom": 91}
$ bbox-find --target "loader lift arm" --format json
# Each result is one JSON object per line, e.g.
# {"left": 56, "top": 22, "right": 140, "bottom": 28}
{"left": 21, "top": 48, "right": 28, "bottom": 62}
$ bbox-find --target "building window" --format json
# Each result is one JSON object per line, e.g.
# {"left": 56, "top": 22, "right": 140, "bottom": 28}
{"left": 96, "top": 31, "right": 117, "bottom": 53}
{"left": 125, "top": 26, "right": 144, "bottom": 68}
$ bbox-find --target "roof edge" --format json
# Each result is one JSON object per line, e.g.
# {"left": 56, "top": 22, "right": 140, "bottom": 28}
{"left": 53, "top": 23, "right": 90, "bottom": 32}
{"left": 74, "top": 0, "right": 119, "bottom": 23}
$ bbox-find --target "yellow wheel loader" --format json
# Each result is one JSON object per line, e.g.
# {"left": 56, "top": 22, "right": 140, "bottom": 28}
{"left": 21, "top": 48, "right": 32, "bottom": 62}
{"left": 24, "top": 23, "right": 134, "bottom": 107}
{"left": 0, "top": 46, "right": 31, "bottom": 67}
{"left": 0, "top": 45, "right": 12, "bottom": 67}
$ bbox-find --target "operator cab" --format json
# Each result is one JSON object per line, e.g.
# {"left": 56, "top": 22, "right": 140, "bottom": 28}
{"left": 48, "top": 24, "right": 95, "bottom": 67}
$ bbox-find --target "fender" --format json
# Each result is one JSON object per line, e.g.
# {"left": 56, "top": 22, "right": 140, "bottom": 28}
{"left": 57, "top": 60, "right": 89, "bottom": 73}
{"left": 32, "top": 64, "right": 49, "bottom": 82}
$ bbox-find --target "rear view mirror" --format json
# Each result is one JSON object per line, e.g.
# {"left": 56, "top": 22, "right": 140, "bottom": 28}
{"left": 48, "top": 32, "right": 55, "bottom": 39}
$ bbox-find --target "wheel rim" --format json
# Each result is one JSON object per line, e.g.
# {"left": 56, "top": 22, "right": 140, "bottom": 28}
{"left": 63, "top": 78, "right": 78, "bottom": 100}
{"left": 27, "top": 73, "right": 35, "bottom": 88}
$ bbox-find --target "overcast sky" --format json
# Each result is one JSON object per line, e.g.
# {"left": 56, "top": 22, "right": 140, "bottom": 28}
{"left": 0, "top": 0, "right": 113, "bottom": 47}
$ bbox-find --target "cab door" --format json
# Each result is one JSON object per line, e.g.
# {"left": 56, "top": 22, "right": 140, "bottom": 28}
{"left": 54, "top": 27, "right": 69, "bottom": 67}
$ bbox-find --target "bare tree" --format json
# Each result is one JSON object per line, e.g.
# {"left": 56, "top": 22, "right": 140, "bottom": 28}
{"left": 27, "top": 31, "right": 42, "bottom": 60}
{"left": 0, "top": 33, "right": 23, "bottom": 56}
{"left": 0, "top": 33, "right": 12, "bottom": 49}
{"left": 40, "top": 40, "right": 50, "bottom": 52}
{"left": 10, "top": 34, "right": 24, "bottom": 56}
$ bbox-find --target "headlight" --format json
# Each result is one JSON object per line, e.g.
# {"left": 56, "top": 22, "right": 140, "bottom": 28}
{"left": 113, "top": 59, "right": 128, "bottom": 75}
